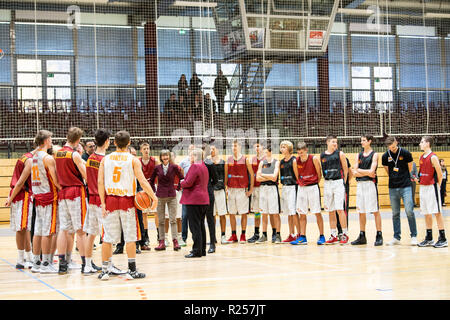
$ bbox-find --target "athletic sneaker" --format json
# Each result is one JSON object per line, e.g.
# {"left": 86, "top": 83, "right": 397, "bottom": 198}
{"left": 374, "top": 234, "right": 383, "bottom": 246}
{"left": 91, "top": 262, "right": 102, "bottom": 272}
{"left": 221, "top": 235, "right": 231, "bottom": 244}
{"left": 179, "top": 238, "right": 187, "bottom": 247}
{"left": 275, "top": 234, "right": 282, "bottom": 244}
{"left": 325, "top": 235, "right": 339, "bottom": 245}
{"left": 24, "top": 260, "right": 33, "bottom": 269}
{"left": 351, "top": 234, "right": 367, "bottom": 245}
{"left": 15, "top": 262, "right": 25, "bottom": 269}
{"left": 290, "top": 236, "right": 307, "bottom": 245}
{"left": 256, "top": 234, "right": 267, "bottom": 244}
{"left": 40, "top": 261, "right": 58, "bottom": 274}
{"left": 109, "top": 264, "right": 127, "bottom": 275}
{"left": 126, "top": 269, "right": 146, "bottom": 280}
{"left": 317, "top": 235, "right": 326, "bottom": 245}
{"left": 386, "top": 238, "right": 401, "bottom": 246}
{"left": 58, "top": 262, "right": 68, "bottom": 275}
{"left": 247, "top": 234, "right": 259, "bottom": 243}
{"left": 283, "top": 235, "right": 296, "bottom": 243}
{"left": 239, "top": 234, "right": 246, "bottom": 243}
{"left": 271, "top": 234, "right": 277, "bottom": 243}
{"left": 98, "top": 271, "right": 110, "bottom": 281}
{"left": 68, "top": 261, "right": 81, "bottom": 270}
{"left": 226, "top": 234, "right": 238, "bottom": 243}
{"left": 410, "top": 237, "right": 418, "bottom": 246}
{"left": 31, "top": 261, "right": 41, "bottom": 273}
{"left": 433, "top": 239, "right": 448, "bottom": 248}
{"left": 339, "top": 234, "right": 349, "bottom": 245}
{"left": 83, "top": 264, "right": 98, "bottom": 275}
{"left": 165, "top": 238, "right": 170, "bottom": 247}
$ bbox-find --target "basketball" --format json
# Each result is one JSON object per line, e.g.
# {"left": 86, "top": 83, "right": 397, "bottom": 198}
{"left": 134, "top": 191, "right": 152, "bottom": 210}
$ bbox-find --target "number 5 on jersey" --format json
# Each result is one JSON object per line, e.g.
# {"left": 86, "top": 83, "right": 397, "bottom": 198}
{"left": 113, "top": 166, "right": 122, "bottom": 183}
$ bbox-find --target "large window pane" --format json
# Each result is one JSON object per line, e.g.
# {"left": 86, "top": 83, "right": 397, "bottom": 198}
{"left": 351, "top": 66, "right": 370, "bottom": 78}
{"left": 17, "top": 73, "right": 42, "bottom": 86}
{"left": 352, "top": 35, "right": 396, "bottom": 63}
{"left": 374, "top": 79, "right": 392, "bottom": 90}
{"left": 47, "top": 73, "right": 71, "bottom": 86}
{"left": 16, "top": 23, "right": 73, "bottom": 55}
{"left": 47, "top": 60, "right": 70, "bottom": 73}
{"left": 352, "top": 78, "right": 370, "bottom": 90}
{"left": 17, "top": 59, "right": 42, "bottom": 72}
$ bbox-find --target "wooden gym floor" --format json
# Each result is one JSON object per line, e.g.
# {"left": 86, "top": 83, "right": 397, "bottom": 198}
{"left": 0, "top": 209, "right": 448, "bottom": 300}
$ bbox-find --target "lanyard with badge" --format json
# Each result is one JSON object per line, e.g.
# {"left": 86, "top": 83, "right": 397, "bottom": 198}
{"left": 388, "top": 147, "right": 401, "bottom": 173}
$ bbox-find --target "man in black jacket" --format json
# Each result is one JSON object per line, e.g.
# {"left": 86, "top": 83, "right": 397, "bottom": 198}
{"left": 213, "top": 70, "right": 230, "bottom": 116}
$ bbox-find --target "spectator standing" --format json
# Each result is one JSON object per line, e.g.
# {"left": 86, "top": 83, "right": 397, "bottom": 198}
{"left": 213, "top": 70, "right": 230, "bottom": 115}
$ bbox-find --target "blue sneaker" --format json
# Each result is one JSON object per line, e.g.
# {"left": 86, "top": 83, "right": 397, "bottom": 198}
{"left": 317, "top": 235, "right": 326, "bottom": 245}
{"left": 291, "top": 236, "right": 307, "bottom": 245}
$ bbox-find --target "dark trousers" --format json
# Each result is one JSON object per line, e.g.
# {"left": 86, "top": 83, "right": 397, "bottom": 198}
{"left": 441, "top": 179, "right": 447, "bottom": 205}
{"left": 186, "top": 204, "right": 208, "bottom": 256}
{"left": 337, "top": 183, "right": 350, "bottom": 234}
{"left": 217, "top": 95, "right": 225, "bottom": 114}
{"left": 182, "top": 204, "right": 189, "bottom": 241}
{"left": 411, "top": 181, "right": 417, "bottom": 206}
{"left": 206, "top": 192, "right": 216, "bottom": 245}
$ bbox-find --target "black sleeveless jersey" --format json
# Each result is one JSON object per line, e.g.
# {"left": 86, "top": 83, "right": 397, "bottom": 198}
{"left": 280, "top": 156, "right": 297, "bottom": 185}
{"left": 320, "top": 150, "right": 343, "bottom": 180}
{"left": 260, "top": 158, "right": 278, "bottom": 186}
{"left": 356, "top": 150, "right": 377, "bottom": 183}
{"left": 211, "top": 158, "right": 225, "bottom": 190}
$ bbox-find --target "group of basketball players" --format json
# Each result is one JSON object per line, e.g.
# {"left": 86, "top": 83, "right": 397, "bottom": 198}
{"left": 5, "top": 129, "right": 448, "bottom": 283}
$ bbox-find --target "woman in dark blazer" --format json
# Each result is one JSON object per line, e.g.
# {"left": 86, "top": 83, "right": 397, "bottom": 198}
{"left": 150, "top": 149, "right": 184, "bottom": 251}
{"left": 180, "top": 148, "right": 210, "bottom": 258}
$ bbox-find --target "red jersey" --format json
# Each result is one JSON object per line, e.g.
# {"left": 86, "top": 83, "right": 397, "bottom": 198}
{"left": 86, "top": 153, "right": 104, "bottom": 205}
{"left": 140, "top": 156, "right": 156, "bottom": 182}
{"left": 10, "top": 152, "right": 33, "bottom": 191}
{"left": 55, "top": 146, "right": 84, "bottom": 187}
{"left": 251, "top": 156, "right": 264, "bottom": 187}
{"left": 227, "top": 155, "right": 249, "bottom": 189}
{"left": 297, "top": 154, "right": 319, "bottom": 186}
{"left": 419, "top": 152, "right": 437, "bottom": 185}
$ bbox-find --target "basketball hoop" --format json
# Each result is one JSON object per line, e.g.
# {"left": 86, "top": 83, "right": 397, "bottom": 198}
{"left": 0, "top": 49, "right": 4, "bottom": 60}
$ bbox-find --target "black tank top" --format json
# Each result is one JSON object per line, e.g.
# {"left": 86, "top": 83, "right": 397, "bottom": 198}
{"left": 211, "top": 158, "right": 225, "bottom": 190}
{"left": 280, "top": 156, "right": 297, "bottom": 185}
{"left": 260, "top": 158, "right": 278, "bottom": 186}
{"left": 320, "top": 150, "right": 343, "bottom": 180}
{"left": 356, "top": 150, "right": 377, "bottom": 183}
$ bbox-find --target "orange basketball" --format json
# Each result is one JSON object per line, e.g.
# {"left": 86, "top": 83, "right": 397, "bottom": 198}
{"left": 134, "top": 191, "right": 152, "bottom": 210}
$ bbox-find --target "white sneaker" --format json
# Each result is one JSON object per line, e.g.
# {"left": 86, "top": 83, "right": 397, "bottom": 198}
{"left": 410, "top": 237, "right": 418, "bottom": 246}
{"left": 109, "top": 264, "right": 127, "bottom": 275}
{"left": 40, "top": 262, "right": 58, "bottom": 274}
{"left": 165, "top": 238, "right": 170, "bottom": 247}
{"left": 24, "top": 260, "right": 33, "bottom": 269}
{"left": 83, "top": 264, "right": 97, "bottom": 275}
{"left": 386, "top": 238, "right": 401, "bottom": 246}
{"left": 221, "top": 235, "right": 232, "bottom": 244}
{"left": 31, "top": 261, "right": 41, "bottom": 273}
{"left": 178, "top": 238, "right": 186, "bottom": 247}
{"left": 68, "top": 261, "right": 81, "bottom": 270}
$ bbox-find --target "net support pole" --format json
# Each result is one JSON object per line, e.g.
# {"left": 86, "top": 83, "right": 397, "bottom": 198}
{"left": 317, "top": 48, "right": 331, "bottom": 133}
{"left": 144, "top": 21, "right": 159, "bottom": 136}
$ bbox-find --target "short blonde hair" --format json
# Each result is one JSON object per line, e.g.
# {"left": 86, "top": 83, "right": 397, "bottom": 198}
{"left": 192, "top": 148, "right": 204, "bottom": 162}
{"left": 280, "top": 140, "right": 293, "bottom": 154}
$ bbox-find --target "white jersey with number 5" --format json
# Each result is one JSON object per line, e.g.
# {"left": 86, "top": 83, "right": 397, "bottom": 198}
{"left": 104, "top": 151, "right": 136, "bottom": 197}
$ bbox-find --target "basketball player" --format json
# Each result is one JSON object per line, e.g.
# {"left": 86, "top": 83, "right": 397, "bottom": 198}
{"left": 30, "top": 130, "right": 61, "bottom": 273}
{"left": 417, "top": 136, "right": 447, "bottom": 248}
{"left": 5, "top": 148, "right": 36, "bottom": 269}
{"left": 351, "top": 135, "right": 383, "bottom": 246}
{"left": 280, "top": 141, "right": 300, "bottom": 243}
{"left": 224, "top": 140, "right": 254, "bottom": 243}
{"left": 291, "top": 141, "right": 325, "bottom": 245}
{"left": 98, "top": 131, "right": 157, "bottom": 280}
{"left": 321, "top": 135, "right": 349, "bottom": 245}
{"left": 248, "top": 142, "right": 264, "bottom": 243}
{"left": 138, "top": 142, "right": 157, "bottom": 250}
{"left": 256, "top": 146, "right": 281, "bottom": 243}
{"left": 54, "top": 127, "right": 89, "bottom": 274}
{"left": 208, "top": 145, "right": 228, "bottom": 244}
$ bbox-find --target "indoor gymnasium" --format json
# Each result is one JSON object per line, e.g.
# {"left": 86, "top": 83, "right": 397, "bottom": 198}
{"left": 0, "top": 0, "right": 449, "bottom": 302}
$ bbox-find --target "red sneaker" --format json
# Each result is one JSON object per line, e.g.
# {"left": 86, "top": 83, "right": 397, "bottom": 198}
{"left": 239, "top": 234, "right": 246, "bottom": 243}
{"left": 325, "top": 235, "right": 339, "bottom": 245}
{"left": 339, "top": 234, "right": 349, "bottom": 245}
{"left": 227, "top": 234, "right": 238, "bottom": 243}
{"left": 283, "top": 235, "right": 296, "bottom": 243}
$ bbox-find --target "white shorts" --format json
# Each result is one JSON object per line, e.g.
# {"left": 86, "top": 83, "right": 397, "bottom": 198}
{"left": 10, "top": 197, "right": 33, "bottom": 232}
{"left": 214, "top": 189, "right": 227, "bottom": 216}
{"left": 420, "top": 184, "right": 442, "bottom": 215}
{"left": 281, "top": 185, "right": 297, "bottom": 216}
{"left": 58, "top": 196, "right": 88, "bottom": 234}
{"left": 259, "top": 185, "right": 280, "bottom": 214}
{"left": 356, "top": 181, "right": 379, "bottom": 214}
{"left": 250, "top": 187, "right": 261, "bottom": 213}
{"left": 296, "top": 184, "right": 321, "bottom": 215}
{"left": 227, "top": 188, "right": 249, "bottom": 215}
{"left": 102, "top": 207, "right": 140, "bottom": 244}
{"left": 34, "top": 204, "right": 58, "bottom": 236}
{"left": 83, "top": 204, "right": 102, "bottom": 236}
{"left": 324, "top": 179, "right": 345, "bottom": 212}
